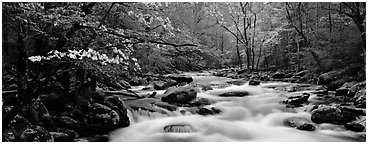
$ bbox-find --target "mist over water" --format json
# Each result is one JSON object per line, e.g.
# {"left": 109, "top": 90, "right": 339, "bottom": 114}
{"left": 109, "top": 73, "right": 364, "bottom": 142}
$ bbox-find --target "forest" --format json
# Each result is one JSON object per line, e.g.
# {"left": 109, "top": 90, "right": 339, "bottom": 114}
{"left": 2, "top": 2, "right": 366, "bottom": 142}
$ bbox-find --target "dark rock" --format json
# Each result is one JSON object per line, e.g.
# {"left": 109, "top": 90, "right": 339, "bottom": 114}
{"left": 348, "top": 81, "right": 365, "bottom": 97}
{"left": 226, "top": 79, "right": 247, "bottom": 86}
{"left": 162, "top": 85, "right": 197, "bottom": 104}
{"left": 310, "top": 105, "right": 360, "bottom": 124}
{"left": 190, "top": 98, "right": 212, "bottom": 106}
{"left": 335, "top": 88, "right": 350, "bottom": 96}
{"left": 344, "top": 122, "right": 365, "bottom": 132}
{"left": 153, "top": 80, "right": 178, "bottom": 90}
{"left": 76, "top": 134, "right": 109, "bottom": 142}
{"left": 197, "top": 107, "right": 213, "bottom": 115}
{"left": 36, "top": 93, "right": 70, "bottom": 112}
{"left": 54, "top": 128, "right": 79, "bottom": 141}
{"left": 284, "top": 117, "right": 312, "bottom": 128}
{"left": 260, "top": 75, "right": 270, "bottom": 81}
{"left": 296, "top": 123, "right": 316, "bottom": 131}
{"left": 54, "top": 116, "right": 81, "bottom": 130}
{"left": 352, "top": 88, "right": 366, "bottom": 108}
{"left": 105, "top": 96, "right": 130, "bottom": 127}
{"left": 19, "top": 125, "right": 53, "bottom": 142}
{"left": 83, "top": 103, "right": 121, "bottom": 133}
{"left": 249, "top": 79, "right": 261, "bottom": 86}
{"left": 318, "top": 70, "right": 340, "bottom": 85}
{"left": 272, "top": 72, "right": 285, "bottom": 79}
{"left": 50, "top": 132, "right": 70, "bottom": 142}
{"left": 219, "top": 91, "right": 250, "bottom": 97}
{"left": 283, "top": 93, "right": 310, "bottom": 106}
{"left": 168, "top": 75, "right": 193, "bottom": 83}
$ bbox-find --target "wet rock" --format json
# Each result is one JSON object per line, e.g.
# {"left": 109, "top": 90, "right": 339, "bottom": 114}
{"left": 83, "top": 103, "right": 122, "bottom": 133}
{"left": 352, "top": 88, "right": 366, "bottom": 108}
{"left": 19, "top": 125, "right": 53, "bottom": 142}
{"left": 219, "top": 91, "right": 250, "bottom": 97}
{"left": 297, "top": 123, "right": 316, "bottom": 131}
{"left": 284, "top": 117, "right": 312, "bottom": 128}
{"left": 272, "top": 71, "right": 285, "bottom": 79}
{"left": 344, "top": 122, "right": 365, "bottom": 132}
{"left": 50, "top": 132, "right": 70, "bottom": 142}
{"left": 161, "top": 85, "right": 197, "bottom": 104}
{"left": 129, "top": 77, "right": 148, "bottom": 86}
{"left": 260, "top": 75, "right": 270, "bottom": 81}
{"left": 54, "top": 128, "right": 79, "bottom": 141}
{"left": 335, "top": 88, "right": 349, "bottom": 96}
{"left": 105, "top": 96, "right": 130, "bottom": 127}
{"left": 153, "top": 80, "right": 178, "bottom": 90}
{"left": 310, "top": 105, "right": 360, "bottom": 124}
{"left": 197, "top": 107, "right": 222, "bottom": 115}
{"left": 193, "top": 83, "right": 213, "bottom": 91}
{"left": 283, "top": 93, "right": 310, "bottom": 107}
{"left": 318, "top": 70, "right": 340, "bottom": 85}
{"left": 76, "top": 134, "right": 109, "bottom": 142}
{"left": 348, "top": 81, "right": 365, "bottom": 97}
{"left": 168, "top": 75, "right": 193, "bottom": 83}
{"left": 249, "top": 79, "right": 261, "bottom": 86}
{"left": 190, "top": 97, "right": 212, "bottom": 106}
{"left": 226, "top": 79, "right": 247, "bottom": 86}
{"left": 54, "top": 116, "right": 81, "bottom": 130}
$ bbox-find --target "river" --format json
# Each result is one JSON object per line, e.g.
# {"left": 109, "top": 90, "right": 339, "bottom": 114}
{"left": 108, "top": 72, "right": 365, "bottom": 142}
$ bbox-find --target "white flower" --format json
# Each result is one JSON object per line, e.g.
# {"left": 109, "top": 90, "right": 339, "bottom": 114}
{"left": 28, "top": 56, "right": 42, "bottom": 62}
{"left": 68, "top": 53, "right": 77, "bottom": 59}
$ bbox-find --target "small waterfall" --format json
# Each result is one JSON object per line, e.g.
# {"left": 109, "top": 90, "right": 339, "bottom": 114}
{"left": 163, "top": 124, "right": 195, "bottom": 133}
{"left": 129, "top": 109, "right": 170, "bottom": 123}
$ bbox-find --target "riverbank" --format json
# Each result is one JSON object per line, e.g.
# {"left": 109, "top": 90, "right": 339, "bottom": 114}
{"left": 2, "top": 69, "right": 365, "bottom": 142}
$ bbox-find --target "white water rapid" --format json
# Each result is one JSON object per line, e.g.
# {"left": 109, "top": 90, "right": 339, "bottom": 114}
{"left": 109, "top": 72, "right": 365, "bottom": 142}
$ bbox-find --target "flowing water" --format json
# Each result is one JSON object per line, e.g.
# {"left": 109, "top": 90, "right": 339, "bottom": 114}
{"left": 109, "top": 72, "right": 365, "bottom": 142}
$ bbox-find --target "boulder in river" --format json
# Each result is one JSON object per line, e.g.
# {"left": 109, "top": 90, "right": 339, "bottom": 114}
{"left": 153, "top": 80, "right": 178, "bottom": 90}
{"left": 248, "top": 79, "right": 261, "bottom": 86}
{"left": 282, "top": 93, "right": 310, "bottom": 107}
{"left": 19, "top": 125, "right": 53, "bottom": 142}
{"left": 344, "top": 122, "right": 365, "bottom": 132}
{"left": 352, "top": 88, "right": 366, "bottom": 108}
{"left": 348, "top": 81, "right": 365, "bottom": 97}
{"left": 218, "top": 91, "right": 250, "bottom": 97}
{"left": 310, "top": 105, "right": 361, "bottom": 124}
{"left": 284, "top": 117, "right": 316, "bottom": 131}
{"left": 161, "top": 85, "right": 197, "bottom": 104}
{"left": 167, "top": 75, "right": 193, "bottom": 83}
{"left": 296, "top": 123, "right": 316, "bottom": 131}
{"left": 272, "top": 71, "right": 285, "bottom": 79}
{"left": 226, "top": 79, "right": 247, "bottom": 86}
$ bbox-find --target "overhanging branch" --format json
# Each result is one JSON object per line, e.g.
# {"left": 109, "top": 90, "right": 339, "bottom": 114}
{"left": 104, "top": 30, "right": 198, "bottom": 47}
